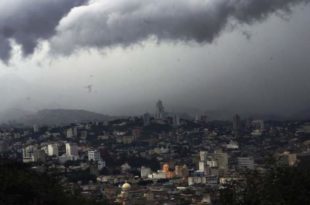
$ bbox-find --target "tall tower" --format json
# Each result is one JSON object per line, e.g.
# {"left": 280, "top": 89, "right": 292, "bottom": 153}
{"left": 47, "top": 144, "right": 59, "bottom": 156}
{"left": 65, "top": 143, "right": 78, "bottom": 159}
{"left": 155, "top": 100, "right": 165, "bottom": 120}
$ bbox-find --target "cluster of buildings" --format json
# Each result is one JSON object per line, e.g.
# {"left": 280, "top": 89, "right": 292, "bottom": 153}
{"left": 1, "top": 101, "right": 310, "bottom": 204}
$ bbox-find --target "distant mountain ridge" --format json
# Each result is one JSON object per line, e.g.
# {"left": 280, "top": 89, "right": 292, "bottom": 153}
{"left": 0, "top": 109, "right": 114, "bottom": 126}
{"left": 1, "top": 107, "right": 310, "bottom": 127}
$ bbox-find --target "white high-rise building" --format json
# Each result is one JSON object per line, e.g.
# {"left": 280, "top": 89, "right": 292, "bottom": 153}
{"left": 47, "top": 144, "right": 59, "bottom": 156}
{"left": 65, "top": 143, "right": 78, "bottom": 158}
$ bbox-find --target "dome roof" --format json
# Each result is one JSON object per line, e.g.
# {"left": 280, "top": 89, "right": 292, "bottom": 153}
{"left": 122, "top": 182, "right": 131, "bottom": 191}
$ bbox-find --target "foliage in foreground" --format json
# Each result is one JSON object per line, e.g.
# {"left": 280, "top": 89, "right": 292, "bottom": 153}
{"left": 220, "top": 166, "right": 310, "bottom": 205}
{"left": 0, "top": 159, "right": 106, "bottom": 205}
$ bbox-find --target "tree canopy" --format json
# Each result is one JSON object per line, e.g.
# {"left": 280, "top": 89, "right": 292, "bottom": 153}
{"left": 220, "top": 166, "right": 310, "bottom": 205}
{"left": 0, "top": 159, "right": 106, "bottom": 205}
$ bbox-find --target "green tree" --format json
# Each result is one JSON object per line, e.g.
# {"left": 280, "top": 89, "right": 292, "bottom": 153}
{"left": 220, "top": 167, "right": 310, "bottom": 205}
{"left": 0, "top": 159, "right": 107, "bottom": 205}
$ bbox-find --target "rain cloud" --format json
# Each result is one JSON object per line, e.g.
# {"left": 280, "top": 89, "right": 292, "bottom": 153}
{"left": 0, "top": 0, "right": 308, "bottom": 61}
{"left": 51, "top": 0, "right": 309, "bottom": 55}
{"left": 0, "top": 0, "right": 86, "bottom": 62}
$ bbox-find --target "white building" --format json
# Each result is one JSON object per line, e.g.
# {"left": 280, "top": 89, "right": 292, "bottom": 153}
{"left": 141, "top": 166, "right": 152, "bottom": 178}
{"left": 88, "top": 150, "right": 101, "bottom": 161}
{"left": 47, "top": 144, "right": 59, "bottom": 156}
{"left": 65, "top": 143, "right": 78, "bottom": 159}
{"left": 22, "top": 145, "right": 46, "bottom": 163}
{"left": 199, "top": 161, "right": 209, "bottom": 172}
{"left": 226, "top": 141, "right": 239, "bottom": 150}
{"left": 214, "top": 150, "right": 228, "bottom": 170}
{"left": 66, "top": 127, "right": 78, "bottom": 138}
{"left": 148, "top": 171, "right": 166, "bottom": 179}
{"left": 188, "top": 176, "right": 207, "bottom": 186}
{"left": 22, "top": 146, "right": 35, "bottom": 163}
{"left": 207, "top": 160, "right": 218, "bottom": 168}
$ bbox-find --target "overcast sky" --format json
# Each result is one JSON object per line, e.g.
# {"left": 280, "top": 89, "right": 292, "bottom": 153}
{"left": 0, "top": 0, "right": 310, "bottom": 117}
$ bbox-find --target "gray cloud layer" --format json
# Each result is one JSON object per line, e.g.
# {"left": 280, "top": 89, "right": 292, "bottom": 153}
{"left": 51, "top": 0, "right": 309, "bottom": 55}
{"left": 0, "top": 0, "right": 308, "bottom": 62}
{"left": 0, "top": 0, "right": 86, "bottom": 62}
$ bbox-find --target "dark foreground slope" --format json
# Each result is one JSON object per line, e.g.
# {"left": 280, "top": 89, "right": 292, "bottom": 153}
{"left": 220, "top": 166, "right": 310, "bottom": 205}
{"left": 0, "top": 160, "right": 106, "bottom": 205}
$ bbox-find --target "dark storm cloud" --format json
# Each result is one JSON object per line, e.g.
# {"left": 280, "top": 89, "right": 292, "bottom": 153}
{"left": 0, "top": 0, "right": 87, "bottom": 62}
{"left": 50, "top": 0, "right": 309, "bottom": 55}
{"left": 0, "top": 0, "right": 308, "bottom": 62}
